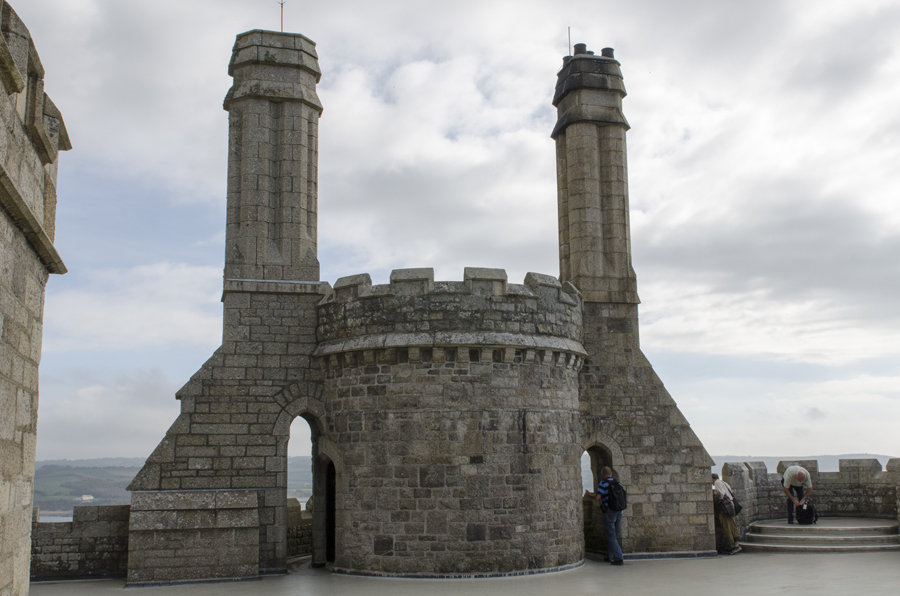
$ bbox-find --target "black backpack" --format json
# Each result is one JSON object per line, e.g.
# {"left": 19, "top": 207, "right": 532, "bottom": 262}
{"left": 606, "top": 479, "right": 627, "bottom": 512}
{"left": 796, "top": 502, "right": 818, "bottom": 525}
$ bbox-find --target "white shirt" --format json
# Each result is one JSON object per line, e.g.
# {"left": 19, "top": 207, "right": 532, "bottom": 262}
{"left": 783, "top": 465, "right": 812, "bottom": 489}
{"left": 713, "top": 479, "right": 733, "bottom": 500}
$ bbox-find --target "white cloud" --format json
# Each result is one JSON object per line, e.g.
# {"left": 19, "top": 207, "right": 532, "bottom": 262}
{"left": 679, "top": 374, "right": 900, "bottom": 457}
{"left": 37, "top": 368, "right": 182, "bottom": 460}
{"left": 44, "top": 263, "right": 222, "bottom": 352}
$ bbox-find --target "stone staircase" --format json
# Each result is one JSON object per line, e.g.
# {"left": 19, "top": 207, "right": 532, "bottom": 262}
{"left": 741, "top": 517, "right": 900, "bottom": 553}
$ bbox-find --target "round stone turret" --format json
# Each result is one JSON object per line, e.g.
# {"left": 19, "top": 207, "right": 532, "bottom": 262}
{"left": 315, "top": 268, "right": 586, "bottom": 576}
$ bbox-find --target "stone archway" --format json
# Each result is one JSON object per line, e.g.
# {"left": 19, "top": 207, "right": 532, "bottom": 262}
{"left": 273, "top": 388, "right": 332, "bottom": 568}
{"left": 582, "top": 434, "right": 626, "bottom": 557}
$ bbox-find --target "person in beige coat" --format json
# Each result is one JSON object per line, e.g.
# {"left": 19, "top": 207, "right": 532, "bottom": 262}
{"left": 712, "top": 473, "right": 741, "bottom": 554}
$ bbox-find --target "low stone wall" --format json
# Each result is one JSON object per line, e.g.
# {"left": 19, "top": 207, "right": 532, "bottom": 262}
{"left": 286, "top": 498, "right": 312, "bottom": 557}
{"left": 722, "top": 458, "right": 900, "bottom": 537}
{"left": 30, "top": 505, "right": 130, "bottom": 580}
{"left": 583, "top": 496, "right": 609, "bottom": 555}
{"left": 127, "top": 489, "right": 260, "bottom": 586}
{"left": 30, "top": 495, "right": 314, "bottom": 582}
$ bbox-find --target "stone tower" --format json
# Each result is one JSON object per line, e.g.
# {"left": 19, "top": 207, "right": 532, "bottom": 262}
{"left": 316, "top": 268, "right": 587, "bottom": 575}
{"left": 223, "top": 29, "right": 322, "bottom": 281}
{"left": 0, "top": 2, "right": 70, "bottom": 595}
{"left": 554, "top": 44, "right": 714, "bottom": 554}
{"left": 126, "top": 30, "right": 329, "bottom": 585}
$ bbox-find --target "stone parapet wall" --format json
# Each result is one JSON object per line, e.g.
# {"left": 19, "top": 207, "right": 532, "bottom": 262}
{"left": 30, "top": 506, "right": 129, "bottom": 580}
{"left": 722, "top": 458, "right": 900, "bottom": 536}
{"left": 127, "top": 489, "right": 260, "bottom": 585}
{"left": 286, "top": 498, "right": 312, "bottom": 557}
{"left": 582, "top": 497, "right": 609, "bottom": 555}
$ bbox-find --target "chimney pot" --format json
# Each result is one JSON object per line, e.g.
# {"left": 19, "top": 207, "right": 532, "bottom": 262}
{"left": 601, "top": 47, "right": 615, "bottom": 58}
{"left": 573, "top": 43, "right": 587, "bottom": 55}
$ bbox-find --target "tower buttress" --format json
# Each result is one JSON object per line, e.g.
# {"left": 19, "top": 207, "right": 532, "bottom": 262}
{"left": 223, "top": 30, "right": 323, "bottom": 282}
{"left": 552, "top": 44, "right": 638, "bottom": 304}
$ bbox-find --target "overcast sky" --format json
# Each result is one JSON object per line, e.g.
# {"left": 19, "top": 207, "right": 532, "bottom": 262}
{"left": 18, "top": 0, "right": 900, "bottom": 465}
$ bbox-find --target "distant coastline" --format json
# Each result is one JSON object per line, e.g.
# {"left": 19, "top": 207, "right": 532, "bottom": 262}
{"left": 34, "top": 454, "right": 896, "bottom": 511}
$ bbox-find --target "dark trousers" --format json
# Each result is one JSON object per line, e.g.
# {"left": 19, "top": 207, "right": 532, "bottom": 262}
{"left": 782, "top": 480, "right": 805, "bottom": 522}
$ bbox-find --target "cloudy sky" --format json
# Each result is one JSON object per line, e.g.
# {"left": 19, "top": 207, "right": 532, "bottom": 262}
{"left": 18, "top": 0, "right": 900, "bottom": 465}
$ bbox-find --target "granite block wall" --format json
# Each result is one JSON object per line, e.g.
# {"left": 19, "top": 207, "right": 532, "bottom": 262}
{"left": 127, "top": 489, "right": 260, "bottom": 585}
{"left": 0, "top": 2, "right": 69, "bottom": 595}
{"left": 582, "top": 496, "right": 609, "bottom": 555}
{"left": 579, "top": 302, "right": 715, "bottom": 555}
{"left": 286, "top": 498, "right": 311, "bottom": 557}
{"left": 316, "top": 268, "right": 587, "bottom": 577}
{"left": 30, "top": 506, "right": 129, "bottom": 580}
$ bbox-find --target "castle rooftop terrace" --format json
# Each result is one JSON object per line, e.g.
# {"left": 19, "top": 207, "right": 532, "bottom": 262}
{"left": 30, "top": 551, "right": 899, "bottom": 596}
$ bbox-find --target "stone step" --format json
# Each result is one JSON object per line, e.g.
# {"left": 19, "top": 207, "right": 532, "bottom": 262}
{"left": 750, "top": 521, "right": 899, "bottom": 537}
{"left": 751, "top": 524, "right": 897, "bottom": 536}
{"left": 744, "top": 533, "right": 900, "bottom": 547}
{"left": 740, "top": 517, "right": 900, "bottom": 553}
{"left": 739, "top": 542, "right": 900, "bottom": 554}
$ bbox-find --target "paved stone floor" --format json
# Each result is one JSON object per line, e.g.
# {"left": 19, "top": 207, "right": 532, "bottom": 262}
{"left": 30, "top": 551, "right": 900, "bottom": 596}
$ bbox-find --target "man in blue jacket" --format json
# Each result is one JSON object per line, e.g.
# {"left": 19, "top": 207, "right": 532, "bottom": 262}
{"left": 586, "top": 466, "right": 624, "bottom": 565}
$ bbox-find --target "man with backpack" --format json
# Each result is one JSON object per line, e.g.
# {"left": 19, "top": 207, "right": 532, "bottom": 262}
{"left": 585, "top": 466, "right": 626, "bottom": 566}
{"left": 781, "top": 465, "right": 813, "bottom": 524}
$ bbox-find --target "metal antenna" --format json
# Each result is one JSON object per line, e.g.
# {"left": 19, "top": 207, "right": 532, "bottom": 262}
{"left": 568, "top": 26, "right": 571, "bottom": 56}
{"left": 279, "top": 0, "right": 285, "bottom": 32}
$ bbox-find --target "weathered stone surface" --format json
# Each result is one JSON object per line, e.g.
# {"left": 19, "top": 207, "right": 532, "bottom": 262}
{"left": 30, "top": 506, "right": 129, "bottom": 580}
{"left": 0, "top": 3, "right": 70, "bottom": 595}
{"left": 286, "top": 498, "right": 312, "bottom": 557}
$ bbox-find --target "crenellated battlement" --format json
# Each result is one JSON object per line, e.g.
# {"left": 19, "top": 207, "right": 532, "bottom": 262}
{"left": 320, "top": 267, "right": 583, "bottom": 307}
{"left": 722, "top": 458, "right": 900, "bottom": 534}
{"left": 316, "top": 268, "right": 586, "bottom": 361}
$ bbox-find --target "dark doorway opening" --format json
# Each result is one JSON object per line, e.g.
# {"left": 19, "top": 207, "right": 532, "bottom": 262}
{"left": 326, "top": 460, "right": 336, "bottom": 563}
{"left": 583, "top": 445, "right": 615, "bottom": 557}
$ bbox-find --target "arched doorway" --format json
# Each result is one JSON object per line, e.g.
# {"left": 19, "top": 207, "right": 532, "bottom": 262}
{"left": 284, "top": 412, "right": 336, "bottom": 568}
{"left": 285, "top": 415, "right": 315, "bottom": 563}
{"left": 582, "top": 444, "right": 616, "bottom": 557}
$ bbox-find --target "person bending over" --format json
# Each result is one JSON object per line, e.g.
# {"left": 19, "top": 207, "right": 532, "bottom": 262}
{"left": 781, "top": 465, "right": 813, "bottom": 524}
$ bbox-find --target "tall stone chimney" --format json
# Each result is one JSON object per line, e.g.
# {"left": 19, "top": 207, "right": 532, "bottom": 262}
{"left": 552, "top": 45, "right": 638, "bottom": 304}
{"left": 223, "top": 30, "right": 323, "bottom": 282}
